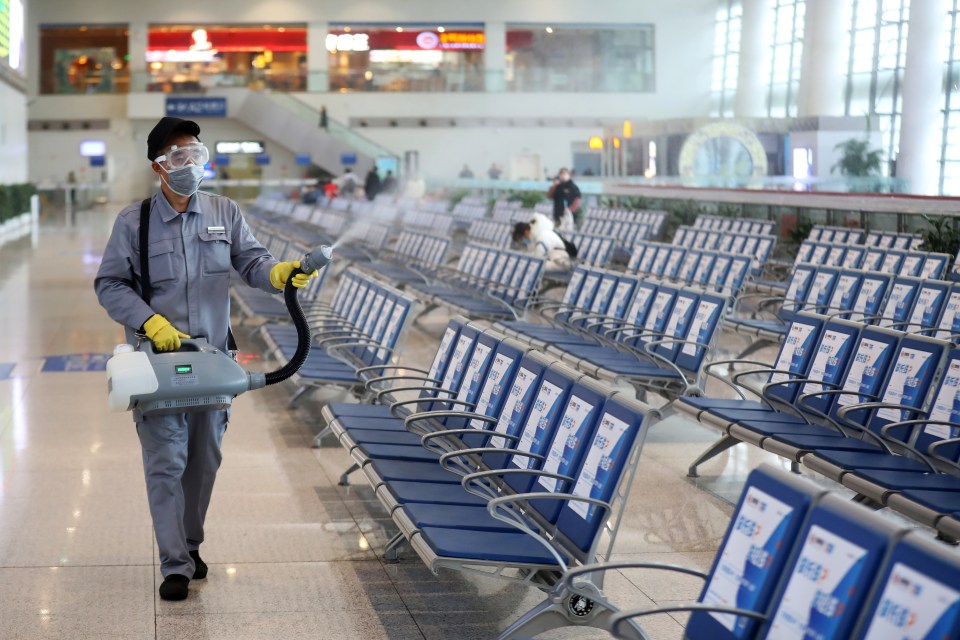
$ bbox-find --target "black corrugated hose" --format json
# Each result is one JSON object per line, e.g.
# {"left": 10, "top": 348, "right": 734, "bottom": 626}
{"left": 264, "top": 267, "right": 311, "bottom": 386}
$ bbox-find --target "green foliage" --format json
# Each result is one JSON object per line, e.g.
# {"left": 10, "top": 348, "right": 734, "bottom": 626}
{"left": 602, "top": 195, "right": 651, "bottom": 210}
{"left": 918, "top": 215, "right": 960, "bottom": 259}
{"left": 447, "top": 188, "right": 471, "bottom": 209}
{"left": 832, "top": 138, "right": 883, "bottom": 177}
{"left": 0, "top": 183, "right": 36, "bottom": 223}
{"left": 507, "top": 190, "right": 546, "bottom": 209}
{"left": 717, "top": 205, "right": 740, "bottom": 218}
{"left": 788, "top": 219, "right": 815, "bottom": 245}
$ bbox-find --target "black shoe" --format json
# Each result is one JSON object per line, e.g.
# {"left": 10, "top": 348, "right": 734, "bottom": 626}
{"left": 159, "top": 574, "right": 190, "bottom": 601}
{"left": 190, "top": 550, "right": 208, "bottom": 580}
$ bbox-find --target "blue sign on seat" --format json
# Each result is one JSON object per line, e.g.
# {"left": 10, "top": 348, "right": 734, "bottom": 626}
{"left": 165, "top": 97, "right": 227, "bottom": 118}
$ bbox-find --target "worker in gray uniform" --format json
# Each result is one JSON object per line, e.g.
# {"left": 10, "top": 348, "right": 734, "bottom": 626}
{"left": 94, "top": 117, "right": 317, "bottom": 601}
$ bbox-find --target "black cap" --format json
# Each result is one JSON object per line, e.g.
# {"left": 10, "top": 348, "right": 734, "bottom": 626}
{"left": 147, "top": 117, "right": 201, "bottom": 161}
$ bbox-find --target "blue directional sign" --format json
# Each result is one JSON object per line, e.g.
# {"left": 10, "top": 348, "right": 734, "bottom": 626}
{"left": 165, "top": 97, "right": 227, "bottom": 118}
{"left": 0, "top": 363, "right": 14, "bottom": 380}
{"left": 295, "top": 153, "right": 312, "bottom": 166}
{"left": 254, "top": 154, "right": 271, "bottom": 166}
{"left": 340, "top": 152, "right": 357, "bottom": 166}
{"left": 42, "top": 353, "right": 111, "bottom": 372}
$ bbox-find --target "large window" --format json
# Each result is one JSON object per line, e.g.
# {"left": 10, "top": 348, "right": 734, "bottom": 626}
{"left": 942, "top": 2, "right": 960, "bottom": 194}
{"left": 505, "top": 24, "right": 654, "bottom": 92}
{"left": 844, "top": 0, "right": 910, "bottom": 170}
{"left": 39, "top": 25, "right": 129, "bottom": 94}
{"left": 327, "top": 24, "right": 483, "bottom": 92}
{"left": 766, "top": 0, "right": 806, "bottom": 117}
{"left": 0, "top": 0, "right": 25, "bottom": 79}
{"left": 711, "top": 1, "right": 742, "bottom": 116}
{"left": 146, "top": 25, "right": 306, "bottom": 92}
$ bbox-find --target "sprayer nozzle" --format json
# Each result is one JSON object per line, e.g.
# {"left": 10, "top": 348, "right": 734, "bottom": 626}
{"left": 301, "top": 245, "right": 333, "bottom": 274}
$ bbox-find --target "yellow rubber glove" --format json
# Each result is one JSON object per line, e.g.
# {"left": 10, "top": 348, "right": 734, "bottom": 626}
{"left": 270, "top": 260, "right": 318, "bottom": 290}
{"left": 143, "top": 314, "right": 190, "bottom": 352}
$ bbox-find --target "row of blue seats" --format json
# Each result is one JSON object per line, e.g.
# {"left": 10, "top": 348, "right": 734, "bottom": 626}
{"left": 809, "top": 225, "right": 922, "bottom": 249}
{"left": 564, "top": 463, "right": 960, "bottom": 639}
{"left": 256, "top": 268, "right": 418, "bottom": 412}
{"left": 320, "top": 318, "right": 658, "bottom": 639}
{"left": 627, "top": 241, "right": 753, "bottom": 295}
{"left": 467, "top": 219, "right": 513, "bottom": 248}
{"left": 673, "top": 226, "right": 777, "bottom": 263}
{"left": 406, "top": 243, "right": 544, "bottom": 321}
{"left": 580, "top": 218, "right": 655, "bottom": 249}
{"left": 359, "top": 230, "right": 451, "bottom": 285}
{"left": 692, "top": 214, "right": 775, "bottom": 236}
{"left": 404, "top": 209, "right": 456, "bottom": 235}
{"left": 562, "top": 231, "right": 617, "bottom": 268}
{"left": 797, "top": 241, "right": 950, "bottom": 278}
{"left": 727, "top": 267, "right": 960, "bottom": 352}
{"left": 681, "top": 311, "right": 960, "bottom": 540}
{"left": 500, "top": 266, "right": 729, "bottom": 398}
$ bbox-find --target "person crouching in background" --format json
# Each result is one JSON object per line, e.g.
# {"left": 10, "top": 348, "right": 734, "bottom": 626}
{"left": 512, "top": 213, "right": 572, "bottom": 272}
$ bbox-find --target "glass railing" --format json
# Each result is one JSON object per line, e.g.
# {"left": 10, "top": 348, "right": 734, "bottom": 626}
{"left": 260, "top": 92, "right": 395, "bottom": 160}
{"left": 127, "top": 70, "right": 306, "bottom": 94}
{"left": 427, "top": 175, "right": 911, "bottom": 195}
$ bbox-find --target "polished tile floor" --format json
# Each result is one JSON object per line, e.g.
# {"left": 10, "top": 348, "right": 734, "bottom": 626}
{"left": 0, "top": 205, "right": 869, "bottom": 638}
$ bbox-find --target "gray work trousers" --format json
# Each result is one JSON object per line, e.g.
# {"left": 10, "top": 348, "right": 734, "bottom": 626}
{"left": 136, "top": 409, "right": 228, "bottom": 578}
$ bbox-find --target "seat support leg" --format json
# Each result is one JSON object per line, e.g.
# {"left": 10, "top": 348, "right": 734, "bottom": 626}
{"left": 312, "top": 425, "right": 332, "bottom": 448}
{"left": 688, "top": 434, "right": 741, "bottom": 478}
{"left": 735, "top": 338, "right": 773, "bottom": 361}
{"left": 496, "top": 581, "right": 649, "bottom": 640}
{"left": 288, "top": 384, "right": 317, "bottom": 409}
{"left": 383, "top": 532, "right": 406, "bottom": 563}
{"left": 338, "top": 462, "right": 360, "bottom": 486}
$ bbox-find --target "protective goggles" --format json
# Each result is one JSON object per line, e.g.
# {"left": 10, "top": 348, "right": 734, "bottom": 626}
{"left": 154, "top": 143, "right": 209, "bottom": 168}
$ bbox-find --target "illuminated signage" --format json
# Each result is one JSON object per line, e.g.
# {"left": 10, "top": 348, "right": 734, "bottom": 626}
{"left": 215, "top": 140, "right": 265, "bottom": 154}
{"left": 146, "top": 49, "right": 219, "bottom": 62}
{"left": 326, "top": 33, "right": 369, "bottom": 52}
{"left": 588, "top": 137, "right": 603, "bottom": 150}
{"left": 80, "top": 140, "right": 106, "bottom": 157}
{"left": 437, "top": 31, "right": 484, "bottom": 50}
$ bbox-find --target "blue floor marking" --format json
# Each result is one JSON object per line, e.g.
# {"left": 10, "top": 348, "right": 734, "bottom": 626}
{"left": 42, "top": 353, "right": 111, "bottom": 372}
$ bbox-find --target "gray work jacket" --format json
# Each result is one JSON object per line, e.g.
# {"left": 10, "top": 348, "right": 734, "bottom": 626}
{"left": 94, "top": 190, "right": 278, "bottom": 351}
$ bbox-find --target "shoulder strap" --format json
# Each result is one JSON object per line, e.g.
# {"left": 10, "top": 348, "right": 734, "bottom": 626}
{"left": 138, "top": 198, "right": 152, "bottom": 305}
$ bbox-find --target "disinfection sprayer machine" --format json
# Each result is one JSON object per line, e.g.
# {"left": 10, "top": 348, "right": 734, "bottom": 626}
{"left": 107, "top": 245, "right": 332, "bottom": 417}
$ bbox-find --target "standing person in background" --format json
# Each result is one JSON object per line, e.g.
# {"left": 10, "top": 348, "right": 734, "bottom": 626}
{"left": 511, "top": 213, "right": 572, "bottom": 272}
{"left": 547, "top": 167, "right": 581, "bottom": 231}
{"left": 364, "top": 167, "right": 381, "bottom": 201}
{"left": 402, "top": 173, "right": 426, "bottom": 200}
{"left": 336, "top": 167, "right": 358, "bottom": 198}
{"left": 487, "top": 163, "right": 502, "bottom": 180}
{"left": 319, "top": 106, "right": 328, "bottom": 130}
{"left": 381, "top": 170, "right": 398, "bottom": 194}
{"left": 459, "top": 164, "right": 474, "bottom": 178}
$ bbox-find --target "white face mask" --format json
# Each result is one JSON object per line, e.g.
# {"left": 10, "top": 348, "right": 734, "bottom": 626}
{"left": 159, "top": 164, "right": 205, "bottom": 197}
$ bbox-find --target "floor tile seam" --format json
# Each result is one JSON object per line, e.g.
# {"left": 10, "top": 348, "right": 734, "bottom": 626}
{"left": 0, "top": 563, "right": 158, "bottom": 570}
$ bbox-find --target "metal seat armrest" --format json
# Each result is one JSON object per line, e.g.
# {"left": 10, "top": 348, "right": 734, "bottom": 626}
{"left": 704, "top": 358, "right": 776, "bottom": 401}
{"left": 419, "top": 424, "right": 500, "bottom": 454}
{"left": 486, "top": 492, "right": 614, "bottom": 572}
{"left": 364, "top": 375, "right": 441, "bottom": 393}
{"left": 462, "top": 468, "right": 576, "bottom": 502}
{"left": 378, "top": 386, "right": 456, "bottom": 403}
{"left": 356, "top": 364, "right": 431, "bottom": 376}
{"left": 438, "top": 447, "right": 543, "bottom": 473}
{"left": 560, "top": 562, "right": 707, "bottom": 599}
{"left": 402, "top": 407, "right": 480, "bottom": 429}
{"left": 611, "top": 605, "right": 767, "bottom": 638}
{"left": 377, "top": 396, "right": 466, "bottom": 413}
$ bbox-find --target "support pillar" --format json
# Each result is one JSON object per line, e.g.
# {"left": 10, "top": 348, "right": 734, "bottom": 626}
{"left": 128, "top": 22, "right": 148, "bottom": 92}
{"left": 307, "top": 21, "right": 330, "bottom": 92}
{"left": 734, "top": 0, "right": 773, "bottom": 117}
{"left": 898, "top": 0, "right": 949, "bottom": 195}
{"left": 796, "top": 0, "right": 853, "bottom": 117}
{"left": 484, "top": 21, "right": 506, "bottom": 92}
